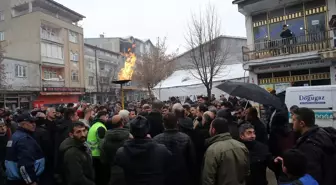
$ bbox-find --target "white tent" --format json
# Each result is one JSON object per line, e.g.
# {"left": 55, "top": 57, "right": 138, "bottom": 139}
{"left": 153, "top": 63, "right": 249, "bottom": 101}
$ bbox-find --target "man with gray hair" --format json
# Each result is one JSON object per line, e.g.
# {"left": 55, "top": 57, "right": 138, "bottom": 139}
{"left": 239, "top": 123, "right": 272, "bottom": 185}
{"left": 119, "top": 109, "right": 130, "bottom": 128}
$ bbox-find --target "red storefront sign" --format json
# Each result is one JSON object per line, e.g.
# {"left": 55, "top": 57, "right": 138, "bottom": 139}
{"left": 42, "top": 87, "right": 85, "bottom": 92}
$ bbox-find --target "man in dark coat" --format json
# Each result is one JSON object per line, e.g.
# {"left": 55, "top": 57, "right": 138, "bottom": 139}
{"left": 59, "top": 121, "right": 94, "bottom": 185}
{"left": 5, "top": 113, "right": 45, "bottom": 185}
{"left": 239, "top": 123, "right": 273, "bottom": 185}
{"left": 100, "top": 115, "right": 132, "bottom": 185}
{"left": 291, "top": 107, "right": 336, "bottom": 185}
{"left": 154, "top": 113, "right": 196, "bottom": 185}
{"left": 146, "top": 100, "right": 164, "bottom": 137}
{"left": 245, "top": 107, "right": 268, "bottom": 144}
{"left": 54, "top": 108, "right": 79, "bottom": 184}
{"left": 115, "top": 115, "right": 171, "bottom": 185}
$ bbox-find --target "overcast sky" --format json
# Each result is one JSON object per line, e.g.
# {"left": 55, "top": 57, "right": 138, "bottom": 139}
{"left": 56, "top": 0, "right": 246, "bottom": 53}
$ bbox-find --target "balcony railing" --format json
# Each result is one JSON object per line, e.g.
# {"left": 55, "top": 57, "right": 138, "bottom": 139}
{"left": 42, "top": 79, "right": 65, "bottom": 87}
{"left": 242, "top": 31, "right": 333, "bottom": 61}
{"left": 40, "top": 31, "right": 63, "bottom": 44}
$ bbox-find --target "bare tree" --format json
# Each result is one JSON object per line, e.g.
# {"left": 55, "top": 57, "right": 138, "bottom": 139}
{"left": 133, "top": 37, "right": 176, "bottom": 99}
{"left": 185, "top": 4, "right": 231, "bottom": 99}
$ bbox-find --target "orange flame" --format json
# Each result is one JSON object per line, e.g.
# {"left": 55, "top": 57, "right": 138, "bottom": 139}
{"left": 118, "top": 44, "right": 137, "bottom": 81}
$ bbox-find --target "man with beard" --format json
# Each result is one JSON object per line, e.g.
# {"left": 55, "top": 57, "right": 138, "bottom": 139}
{"left": 59, "top": 121, "right": 94, "bottom": 185}
{"left": 239, "top": 123, "right": 272, "bottom": 185}
{"left": 193, "top": 103, "right": 208, "bottom": 129}
{"left": 54, "top": 108, "right": 79, "bottom": 184}
{"left": 87, "top": 111, "right": 108, "bottom": 185}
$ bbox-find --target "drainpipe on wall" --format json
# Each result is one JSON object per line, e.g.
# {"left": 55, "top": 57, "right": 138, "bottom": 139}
{"left": 94, "top": 47, "right": 99, "bottom": 93}
{"left": 39, "top": 64, "right": 42, "bottom": 91}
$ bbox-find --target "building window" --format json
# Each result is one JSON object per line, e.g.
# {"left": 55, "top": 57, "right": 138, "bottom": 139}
{"left": 89, "top": 76, "right": 94, "bottom": 86}
{"left": 0, "top": 31, "right": 4, "bottom": 41}
{"left": 41, "top": 42, "right": 63, "bottom": 59}
{"left": 88, "top": 62, "right": 94, "bottom": 69}
{"left": 69, "top": 31, "right": 78, "bottom": 43}
{"left": 99, "top": 62, "right": 105, "bottom": 70}
{"left": 70, "top": 51, "right": 79, "bottom": 61}
{"left": 0, "top": 11, "right": 4, "bottom": 21}
{"left": 100, "top": 77, "right": 108, "bottom": 84}
{"left": 15, "top": 65, "right": 27, "bottom": 77}
{"left": 71, "top": 71, "right": 79, "bottom": 82}
{"left": 43, "top": 69, "right": 57, "bottom": 79}
{"left": 306, "top": 13, "right": 326, "bottom": 33}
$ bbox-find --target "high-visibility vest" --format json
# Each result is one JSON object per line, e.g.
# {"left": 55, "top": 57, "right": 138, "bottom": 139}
{"left": 87, "top": 122, "right": 107, "bottom": 157}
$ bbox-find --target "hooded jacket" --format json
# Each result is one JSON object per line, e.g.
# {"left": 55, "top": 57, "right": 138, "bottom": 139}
{"left": 294, "top": 126, "right": 335, "bottom": 185}
{"left": 202, "top": 133, "right": 249, "bottom": 185}
{"left": 100, "top": 128, "right": 130, "bottom": 185}
{"left": 115, "top": 138, "right": 171, "bottom": 185}
{"left": 59, "top": 137, "right": 94, "bottom": 185}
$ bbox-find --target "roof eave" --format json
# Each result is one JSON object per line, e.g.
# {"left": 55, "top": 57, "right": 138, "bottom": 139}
{"left": 232, "top": 0, "right": 246, "bottom": 4}
{"left": 46, "top": 0, "right": 86, "bottom": 19}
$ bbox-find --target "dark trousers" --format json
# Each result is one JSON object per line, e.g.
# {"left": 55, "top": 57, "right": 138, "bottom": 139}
{"left": 93, "top": 157, "right": 110, "bottom": 185}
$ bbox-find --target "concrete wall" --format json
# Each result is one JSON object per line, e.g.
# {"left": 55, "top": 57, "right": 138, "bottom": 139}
{"left": 1, "top": 58, "right": 40, "bottom": 91}
{"left": 174, "top": 36, "right": 247, "bottom": 70}
{"left": 84, "top": 38, "right": 120, "bottom": 52}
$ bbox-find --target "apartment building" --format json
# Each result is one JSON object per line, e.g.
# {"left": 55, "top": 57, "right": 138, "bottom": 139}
{"left": 84, "top": 43, "right": 123, "bottom": 104}
{"left": 0, "top": 0, "right": 85, "bottom": 108}
{"left": 233, "top": 0, "right": 336, "bottom": 92}
{"left": 85, "top": 36, "right": 153, "bottom": 101}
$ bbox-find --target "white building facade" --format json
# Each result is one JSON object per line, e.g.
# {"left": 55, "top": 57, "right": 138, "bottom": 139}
{"left": 233, "top": 0, "right": 336, "bottom": 92}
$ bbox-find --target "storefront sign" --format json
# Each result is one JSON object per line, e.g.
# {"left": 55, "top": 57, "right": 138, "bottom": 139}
{"left": 42, "top": 87, "right": 85, "bottom": 92}
{"left": 254, "top": 60, "right": 330, "bottom": 73}
{"left": 289, "top": 112, "right": 333, "bottom": 120}
{"left": 299, "top": 95, "right": 326, "bottom": 105}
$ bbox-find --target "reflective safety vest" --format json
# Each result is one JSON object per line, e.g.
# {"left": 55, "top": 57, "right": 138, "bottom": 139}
{"left": 87, "top": 122, "right": 107, "bottom": 157}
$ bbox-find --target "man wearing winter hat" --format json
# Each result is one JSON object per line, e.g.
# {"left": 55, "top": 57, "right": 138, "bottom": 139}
{"left": 115, "top": 115, "right": 171, "bottom": 185}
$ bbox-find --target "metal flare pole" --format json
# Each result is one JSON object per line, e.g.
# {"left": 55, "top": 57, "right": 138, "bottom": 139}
{"left": 121, "top": 84, "right": 124, "bottom": 109}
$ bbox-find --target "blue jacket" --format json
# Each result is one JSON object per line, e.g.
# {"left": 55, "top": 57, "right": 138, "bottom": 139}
{"left": 280, "top": 174, "right": 319, "bottom": 185}
{"left": 5, "top": 127, "right": 45, "bottom": 184}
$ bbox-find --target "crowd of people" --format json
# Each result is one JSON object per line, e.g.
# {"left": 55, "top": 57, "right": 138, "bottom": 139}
{"left": 0, "top": 94, "right": 335, "bottom": 185}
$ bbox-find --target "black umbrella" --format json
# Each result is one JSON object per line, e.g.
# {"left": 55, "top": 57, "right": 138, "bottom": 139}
{"left": 216, "top": 81, "right": 283, "bottom": 110}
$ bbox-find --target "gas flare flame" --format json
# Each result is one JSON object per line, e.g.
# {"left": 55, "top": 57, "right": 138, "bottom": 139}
{"left": 118, "top": 44, "right": 137, "bottom": 80}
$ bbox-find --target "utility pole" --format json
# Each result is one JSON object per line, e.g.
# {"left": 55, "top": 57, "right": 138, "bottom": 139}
{"left": 94, "top": 47, "right": 99, "bottom": 94}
